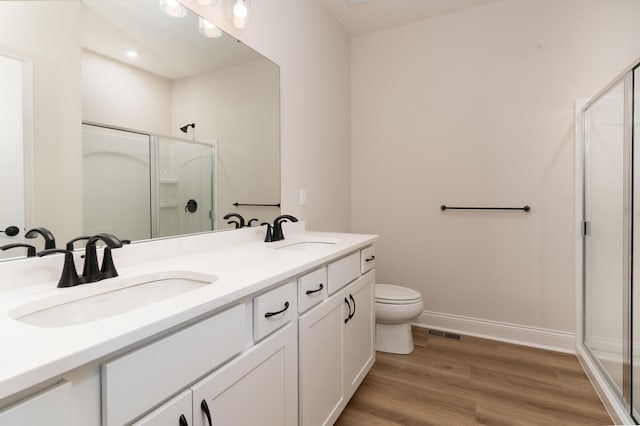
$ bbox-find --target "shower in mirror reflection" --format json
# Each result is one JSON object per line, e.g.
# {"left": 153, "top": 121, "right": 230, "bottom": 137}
{"left": 180, "top": 123, "right": 196, "bottom": 140}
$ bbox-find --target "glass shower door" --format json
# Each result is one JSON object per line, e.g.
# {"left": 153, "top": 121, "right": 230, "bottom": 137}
{"left": 155, "top": 137, "right": 214, "bottom": 238}
{"left": 583, "top": 80, "right": 628, "bottom": 397}
{"left": 82, "top": 124, "right": 152, "bottom": 241}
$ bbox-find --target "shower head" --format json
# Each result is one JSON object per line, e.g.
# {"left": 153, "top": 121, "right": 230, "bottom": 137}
{"left": 180, "top": 123, "right": 195, "bottom": 133}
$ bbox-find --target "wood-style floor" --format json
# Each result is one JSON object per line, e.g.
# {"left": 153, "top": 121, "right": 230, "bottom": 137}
{"left": 335, "top": 327, "right": 612, "bottom": 426}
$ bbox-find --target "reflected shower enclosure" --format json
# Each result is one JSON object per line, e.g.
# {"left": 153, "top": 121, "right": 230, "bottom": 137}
{"left": 82, "top": 123, "right": 215, "bottom": 241}
{"left": 579, "top": 59, "right": 640, "bottom": 423}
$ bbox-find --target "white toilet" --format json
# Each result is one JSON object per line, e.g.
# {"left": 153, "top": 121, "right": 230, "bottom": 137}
{"left": 374, "top": 284, "right": 424, "bottom": 354}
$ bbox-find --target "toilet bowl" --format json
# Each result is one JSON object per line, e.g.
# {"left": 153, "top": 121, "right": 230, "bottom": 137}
{"left": 375, "top": 284, "right": 423, "bottom": 354}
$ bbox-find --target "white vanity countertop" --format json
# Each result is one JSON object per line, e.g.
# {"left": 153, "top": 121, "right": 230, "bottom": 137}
{"left": 0, "top": 225, "right": 377, "bottom": 401}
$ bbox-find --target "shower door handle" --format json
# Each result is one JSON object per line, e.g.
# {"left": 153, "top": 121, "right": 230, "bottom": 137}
{"left": 583, "top": 221, "right": 591, "bottom": 236}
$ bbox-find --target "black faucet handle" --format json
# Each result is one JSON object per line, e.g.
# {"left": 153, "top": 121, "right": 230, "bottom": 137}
{"left": 25, "top": 227, "right": 56, "bottom": 249}
{"left": 247, "top": 218, "right": 259, "bottom": 227}
{"left": 261, "top": 223, "right": 273, "bottom": 242}
{"left": 66, "top": 235, "right": 92, "bottom": 251}
{"left": 1, "top": 243, "right": 36, "bottom": 257}
{"left": 100, "top": 247, "right": 119, "bottom": 279}
{"left": 37, "top": 249, "right": 80, "bottom": 288}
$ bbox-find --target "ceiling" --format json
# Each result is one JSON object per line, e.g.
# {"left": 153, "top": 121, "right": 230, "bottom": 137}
{"left": 81, "top": 0, "right": 263, "bottom": 80}
{"left": 320, "top": 0, "right": 500, "bottom": 36}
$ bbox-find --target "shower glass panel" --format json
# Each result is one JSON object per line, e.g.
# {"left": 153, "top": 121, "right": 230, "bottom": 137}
{"left": 583, "top": 80, "right": 626, "bottom": 395}
{"left": 156, "top": 137, "right": 214, "bottom": 238}
{"left": 82, "top": 125, "right": 151, "bottom": 241}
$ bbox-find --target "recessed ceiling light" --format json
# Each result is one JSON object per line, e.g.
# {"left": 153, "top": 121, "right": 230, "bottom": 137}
{"left": 125, "top": 50, "right": 139, "bottom": 58}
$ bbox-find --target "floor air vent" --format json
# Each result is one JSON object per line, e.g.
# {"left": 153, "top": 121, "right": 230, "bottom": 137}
{"left": 427, "top": 329, "right": 462, "bottom": 341}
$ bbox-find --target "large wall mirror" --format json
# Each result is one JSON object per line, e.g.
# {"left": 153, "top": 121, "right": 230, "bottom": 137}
{"left": 0, "top": 0, "right": 280, "bottom": 261}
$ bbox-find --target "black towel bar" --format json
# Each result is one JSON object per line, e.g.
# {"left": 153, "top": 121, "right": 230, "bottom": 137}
{"left": 440, "top": 205, "right": 530, "bottom": 212}
{"left": 233, "top": 202, "right": 281, "bottom": 207}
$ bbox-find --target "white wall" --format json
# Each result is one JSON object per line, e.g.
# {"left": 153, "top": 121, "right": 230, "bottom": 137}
{"left": 351, "top": 0, "right": 640, "bottom": 337}
{"left": 81, "top": 50, "right": 172, "bottom": 135}
{"left": 171, "top": 59, "right": 280, "bottom": 228}
{"left": 0, "top": 1, "right": 82, "bottom": 249}
{"left": 180, "top": 0, "right": 352, "bottom": 232}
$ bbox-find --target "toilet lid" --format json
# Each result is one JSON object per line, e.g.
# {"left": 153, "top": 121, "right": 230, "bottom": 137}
{"left": 375, "top": 284, "right": 422, "bottom": 303}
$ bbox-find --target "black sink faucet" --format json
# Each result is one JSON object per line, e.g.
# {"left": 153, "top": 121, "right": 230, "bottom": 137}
{"left": 25, "top": 227, "right": 56, "bottom": 250}
{"left": 223, "top": 213, "right": 246, "bottom": 229}
{"left": 81, "top": 233, "right": 124, "bottom": 284}
{"left": 270, "top": 215, "right": 299, "bottom": 242}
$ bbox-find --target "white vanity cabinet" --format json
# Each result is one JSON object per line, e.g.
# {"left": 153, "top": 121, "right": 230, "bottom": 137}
{"left": 132, "top": 390, "right": 192, "bottom": 426}
{"left": 0, "top": 381, "right": 71, "bottom": 426}
{"left": 104, "top": 281, "right": 298, "bottom": 426}
{"left": 135, "top": 322, "right": 297, "bottom": 426}
{"left": 299, "top": 250, "right": 375, "bottom": 426}
{"left": 102, "top": 304, "right": 246, "bottom": 426}
{"left": 192, "top": 322, "right": 297, "bottom": 426}
{"left": 0, "top": 232, "right": 377, "bottom": 426}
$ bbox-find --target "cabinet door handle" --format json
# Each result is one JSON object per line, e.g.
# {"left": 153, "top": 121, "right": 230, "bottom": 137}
{"left": 179, "top": 414, "right": 189, "bottom": 426}
{"left": 201, "top": 400, "right": 213, "bottom": 426}
{"left": 264, "top": 301, "right": 290, "bottom": 318}
{"left": 305, "top": 283, "right": 324, "bottom": 295}
{"left": 344, "top": 297, "right": 352, "bottom": 324}
{"left": 348, "top": 294, "right": 356, "bottom": 320}
{"left": 365, "top": 255, "right": 375, "bottom": 262}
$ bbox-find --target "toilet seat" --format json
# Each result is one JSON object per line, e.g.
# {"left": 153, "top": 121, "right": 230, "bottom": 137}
{"left": 375, "top": 284, "right": 422, "bottom": 305}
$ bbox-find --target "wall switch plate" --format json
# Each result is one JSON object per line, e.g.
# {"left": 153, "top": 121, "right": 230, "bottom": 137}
{"left": 299, "top": 188, "right": 307, "bottom": 206}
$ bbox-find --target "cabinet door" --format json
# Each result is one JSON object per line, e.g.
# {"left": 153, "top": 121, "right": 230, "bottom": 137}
{"left": 192, "top": 323, "right": 297, "bottom": 426}
{"left": 298, "top": 292, "right": 347, "bottom": 426}
{"left": 132, "top": 390, "right": 192, "bottom": 426}
{"left": 343, "top": 271, "right": 375, "bottom": 399}
{"left": 0, "top": 381, "right": 71, "bottom": 426}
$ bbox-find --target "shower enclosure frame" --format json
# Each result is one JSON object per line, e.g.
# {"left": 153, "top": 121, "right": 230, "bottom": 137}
{"left": 82, "top": 121, "right": 217, "bottom": 240}
{"left": 576, "top": 58, "right": 639, "bottom": 425}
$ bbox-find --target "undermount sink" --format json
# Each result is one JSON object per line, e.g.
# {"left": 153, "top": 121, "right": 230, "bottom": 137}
{"left": 10, "top": 271, "right": 217, "bottom": 328}
{"left": 275, "top": 241, "right": 337, "bottom": 251}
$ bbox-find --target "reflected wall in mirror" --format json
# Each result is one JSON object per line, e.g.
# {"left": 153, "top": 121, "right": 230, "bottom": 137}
{"left": 0, "top": 0, "right": 280, "bottom": 261}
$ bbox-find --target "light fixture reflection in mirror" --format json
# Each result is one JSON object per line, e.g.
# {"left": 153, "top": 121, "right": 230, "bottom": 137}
{"left": 199, "top": 17, "right": 223, "bottom": 38}
{"left": 0, "top": 0, "right": 280, "bottom": 262}
{"left": 233, "top": 0, "right": 248, "bottom": 28}
{"left": 159, "top": 0, "right": 187, "bottom": 18}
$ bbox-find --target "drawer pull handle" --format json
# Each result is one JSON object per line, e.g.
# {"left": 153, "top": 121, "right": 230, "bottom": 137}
{"left": 201, "top": 400, "right": 213, "bottom": 426}
{"left": 305, "top": 283, "right": 324, "bottom": 295}
{"left": 179, "top": 414, "right": 189, "bottom": 426}
{"left": 264, "top": 301, "right": 290, "bottom": 318}
{"left": 365, "top": 255, "right": 376, "bottom": 262}
{"left": 344, "top": 297, "right": 352, "bottom": 324}
{"left": 348, "top": 294, "right": 356, "bottom": 320}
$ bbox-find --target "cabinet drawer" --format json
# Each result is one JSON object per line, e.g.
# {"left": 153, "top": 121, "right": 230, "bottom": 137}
{"left": 254, "top": 281, "right": 296, "bottom": 341}
{"left": 132, "top": 389, "right": 192, "bottom": 426}
{"left": 297, "top": 267, "right": 327, "bottom": 313}
{"left": 102, "top": 304, "right": 246, "bottom": 426}
{"left": 327, "top": 252, "right": 360, "bottom": 294}
{"left": 360, "top": 246, "right": 375, "bottom": 273}
{"left": 0, "top": 381, "right": 71, "bottom": 425}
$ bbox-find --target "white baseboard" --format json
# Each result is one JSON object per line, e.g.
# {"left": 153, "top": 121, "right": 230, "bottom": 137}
{"left": 414, "top": 310, "right": 575, "bottom": 354}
